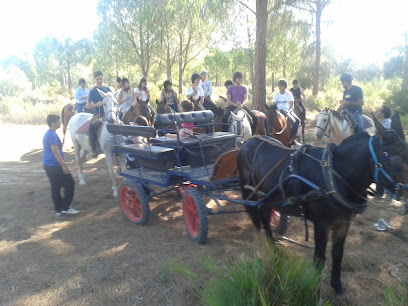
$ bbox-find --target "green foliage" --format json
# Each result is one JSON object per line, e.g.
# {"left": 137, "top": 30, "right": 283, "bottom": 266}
{"left": 383, "top": 285, "right": 408, "bottom": 305}
{"left": 165, "top": 237, "right": 330, "bottom": 306}
{"left": 204, "top": 49, "right": 232, "bottom": 86}
{"left": 385, "top": 89, "right": 408, "bottom": 114}
{"left": 0, "top": 65, "right": 31, "bottom": 97}
{"left": 157, "top": 268, "right": 171, "bottom": 284}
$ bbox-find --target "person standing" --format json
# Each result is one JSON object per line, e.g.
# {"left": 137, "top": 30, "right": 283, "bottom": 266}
{"left": 272, "top": 78, "right": 301, "bottom": 145}
{"left": 43, "top": 115, "right": 78, "bottom": 216}
{"left": 86, "top": 71, "right": 112, "bottom": 157}
{"left": 222, "top": 71, "right": 257, "bottom": 134}
{"left": 74, "top": 79, "right": 89, "bottom": 113}
{"left": 118, "top": 78, "right": 136, "bottom": 120}
{"left": 186, "top": 73, "right": 205, "bottom": 111}
{"left": 338, "top": 73, "right": 364, "bottom": 132}
{"left": 161, "top": 80, "right": 180, "bottom": 112}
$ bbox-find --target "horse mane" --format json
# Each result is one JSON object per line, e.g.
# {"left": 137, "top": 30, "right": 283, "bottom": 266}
{"left": 330, "top": 109, "right": 342, "bottom": 119}
{"left": 205, "top": 100, "right": 224, "bottom": 116}
{"left": 339, "top": 131, "right": 370, "bottom": 146}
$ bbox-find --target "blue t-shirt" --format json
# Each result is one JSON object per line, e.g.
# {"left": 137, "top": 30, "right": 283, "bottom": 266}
{"left": 88, "top": 86, "right": 111, "bottom": 116}
{"left": 43, "top": 129, "right": 64, "bottom": 166}
{"left": 343, "top": 85, "right": 363, "bottom": 113}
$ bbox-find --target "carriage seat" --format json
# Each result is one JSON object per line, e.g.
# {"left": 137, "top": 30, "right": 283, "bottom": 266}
{"left": 150, "top": 132, "right": 236, "bottom": 147}
{"left": 116, "top": 143, "right": 176, "bottom": 171}
{"left": 155, "top": 110, "right": 214, "bottom": 126}
{"left": 106, "top": 123, "right": 156, "bottom": 138}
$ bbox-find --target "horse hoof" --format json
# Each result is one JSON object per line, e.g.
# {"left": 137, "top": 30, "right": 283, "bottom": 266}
{"left": 79, "top": 180, "right": 86, "bottom": 185}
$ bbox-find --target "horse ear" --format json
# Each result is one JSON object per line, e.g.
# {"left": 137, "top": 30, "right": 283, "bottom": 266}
{"left": 230, "top": 112, "right": 238, "bottom": 120}
{"left": 155, "top": 99, "right": 159, "bottom": 105}
{"left": 372, "top": 113, "right": 394, "bottom": 144}
{"left": 316, "top": 107, "right": 322, "bottom": 112}
{"left": 265, "top": 103, "right": 269, "bottom": 110}
{"left": 391, "top": 111, "right": 405, "bottom": 140}
{"left": 97, "top": 88, "right": 108, "bottom": 97}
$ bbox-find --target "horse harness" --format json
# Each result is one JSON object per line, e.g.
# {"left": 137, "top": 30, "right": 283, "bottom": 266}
{"left": 244, "top": 135, "right": 408, "bottom": 215}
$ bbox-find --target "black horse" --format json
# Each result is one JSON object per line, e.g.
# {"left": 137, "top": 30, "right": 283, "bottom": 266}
{"left": 238, "top": 116, "right": 408, "bottom": 295}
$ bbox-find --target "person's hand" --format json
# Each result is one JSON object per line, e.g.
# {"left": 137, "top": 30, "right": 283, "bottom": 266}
{"left": 62, "top": 164, "right": 70, "bottom": 175}
{"left": 96, "top": 101, "right": 103, "bottom": 107}
{"left": 237, "top": 103, "right": 244, "bottom": 109}
{"left": 339, "top": 100, "right": 345, "bottom": 105}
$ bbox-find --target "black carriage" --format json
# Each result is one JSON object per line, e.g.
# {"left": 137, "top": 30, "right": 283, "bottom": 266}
{"left": 107, "top": 110, "right": 288, "bottom": 244}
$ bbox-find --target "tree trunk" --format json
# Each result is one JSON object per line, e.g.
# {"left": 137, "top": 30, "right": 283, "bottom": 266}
{"left": 254, "top": 0, "right": 268, "bottom": 112}
{"left": 178, "top": 37, "right": 183, "bottom": 95}
{"left": 67, "top": 62, "right": 72, "bottom": 97}
{"left": 249, "top": 49, "right": 255, "bottom": 96}
{"left": 312, "top": 4, "right": 322, "bottom": 97}
{"left": 402, "top": 36, "right": 408, "bottom": 90}
{"left": 166, "top": 45, "right": 172, "bottom": 81}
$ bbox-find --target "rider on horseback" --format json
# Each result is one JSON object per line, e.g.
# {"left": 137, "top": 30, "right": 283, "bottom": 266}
{"left": 289, "top": 79, "right": 307, "bottom": 124}
{"left": 273, "top": 78, "right": 301, "bottom": 145}
{"left": 222, "top": 71, "right": 257, "bottom": 134}
{"left": 338, "top": 73, "right": 364, "bottom": 132}
{"left": 186, "top": 73, "right": 205, "bottom": 111}
{"left": 86, "top": 71, "right": 111, "bottom": 158}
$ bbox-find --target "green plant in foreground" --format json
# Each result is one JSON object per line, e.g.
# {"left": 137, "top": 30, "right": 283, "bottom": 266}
{"left": 382, "top": 285, "right": 408, "bottom": 306}
{"left": 166, "top": 237, "right": 331, "bottom": 306}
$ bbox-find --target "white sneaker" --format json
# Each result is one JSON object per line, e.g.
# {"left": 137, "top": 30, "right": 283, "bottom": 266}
{"left": 62, "top": 207, "right": 79, "bottom": 215}
{"left": 55, "top": 212, "right": 62, "bottom": 217}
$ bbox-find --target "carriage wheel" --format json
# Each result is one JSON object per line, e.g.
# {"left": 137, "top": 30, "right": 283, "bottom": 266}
{"left": 182, "top": 188, "right": 208, "bottom": 244}
{"left": 118, "top": 180, "right": 150, "bottom": 225}
{"left": 269, "top": 209, "right": 289, "bottom": 236}
{"left": 176, "top": 183, "right": 197, "bottom": 197}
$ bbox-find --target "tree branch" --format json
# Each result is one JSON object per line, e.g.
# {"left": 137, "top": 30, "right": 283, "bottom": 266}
{"left": 237, "top": 0, "right": 255, "bottom": 15}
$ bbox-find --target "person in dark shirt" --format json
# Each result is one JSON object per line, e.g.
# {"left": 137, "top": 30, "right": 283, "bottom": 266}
{"left": 43, "top": 114, "right": 78, "bottom": 216}
{"left": 86, "top": 71, "right": 112, "bottom": 157}
{"left": 338, "top": 73, "right": 364, "bottom": 132}
{"left": 290, "top": 79, "right": 307, "bottom": 124}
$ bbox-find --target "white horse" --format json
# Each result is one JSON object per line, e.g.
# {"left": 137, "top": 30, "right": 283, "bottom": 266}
{"left": 314, "top": 108, "right": 376, "bottom": 145}
{"left": 68, "top": 89, "right": 119, "bottom": 197}
{"left": 230, "top": 109, "right": 252, "bottom": 145}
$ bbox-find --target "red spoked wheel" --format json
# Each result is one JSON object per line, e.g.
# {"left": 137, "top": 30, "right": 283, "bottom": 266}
{"left": 182, "top": 188, "right": 208, "bottom": 244}
{"left": 176, "top": 182, "right": 197, "bottom": 197}
{"left": 117, "top": 180, "right": 150, "bottom": 225}
{"left": 269, "top": 209, "right": 289, "bottom": 236}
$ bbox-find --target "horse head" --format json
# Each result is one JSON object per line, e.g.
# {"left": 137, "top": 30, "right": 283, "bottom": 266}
{"left": 156, "top": 99, "right": 172, "bottom": 114}
{"left": 97, "top": 88, "right": 118, "bottom": 123}
{"left": 314, "top": 108, "right": 331, "bottom": 140}
{"left": 265, "top": 104, "right": 281, "bottom": 135}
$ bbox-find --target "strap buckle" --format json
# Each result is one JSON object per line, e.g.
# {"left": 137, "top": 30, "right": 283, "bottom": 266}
{"left": 375, "top": 163, "right": 383, "bottom": 168}
{"left": 320, "top": 160, "right": 330, "bottom": 168}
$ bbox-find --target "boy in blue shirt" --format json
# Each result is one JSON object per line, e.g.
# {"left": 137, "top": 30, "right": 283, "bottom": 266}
{"left": 43, "top": 114, "right": 78, "bottom": 216}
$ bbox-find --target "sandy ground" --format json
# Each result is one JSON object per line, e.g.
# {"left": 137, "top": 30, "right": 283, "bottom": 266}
{"left": 0, "top": 124, "right": 407, "bottom": 305}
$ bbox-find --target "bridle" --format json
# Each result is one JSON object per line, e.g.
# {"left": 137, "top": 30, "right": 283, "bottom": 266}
{"left": 315, "top": 111, "right": 331, "bottom": 138}
{"left": 265, "top": 110, "right": 288, "bottom": 136}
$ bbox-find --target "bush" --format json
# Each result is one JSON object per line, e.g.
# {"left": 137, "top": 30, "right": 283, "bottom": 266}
{"left": 385, "top": 89, "right": 408, "bottom": 114}
{"left": 166, "top": 237, "right": 331, "bottom": 306}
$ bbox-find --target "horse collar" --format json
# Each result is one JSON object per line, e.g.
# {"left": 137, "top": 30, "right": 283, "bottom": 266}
{"left": 321, "top": 143, "right": 368, "bottom": 213}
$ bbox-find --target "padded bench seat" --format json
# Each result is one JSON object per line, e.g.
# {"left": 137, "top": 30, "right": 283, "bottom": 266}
{"left": 150, "top": 132, "right": 236, "bottom": 147}
{"left": 115, "top": 143, "right": 176, "bottom": 171}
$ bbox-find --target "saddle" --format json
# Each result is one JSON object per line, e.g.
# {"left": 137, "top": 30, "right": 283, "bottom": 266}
{"left": 76, "top": 118, "right": 104, "bottom": 137}
{"left": 341, "top": 109, "right": 357, "bottom": 129}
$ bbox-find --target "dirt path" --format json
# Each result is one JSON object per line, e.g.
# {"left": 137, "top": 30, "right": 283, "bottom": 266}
{"left": 0, "top": 125, "right": 407, "bottom": 305}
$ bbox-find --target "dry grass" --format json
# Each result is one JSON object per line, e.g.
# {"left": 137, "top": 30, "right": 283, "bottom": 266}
{"left": 0, "top": 125, "right": 407, "bottom": 305}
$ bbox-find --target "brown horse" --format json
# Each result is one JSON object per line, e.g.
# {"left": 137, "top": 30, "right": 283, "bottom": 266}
{"left": 264, "top": 104, "right": 293, "bottom": 147}
{"left": 61, "top": 103, "right": 76, "bottom": 144}
{"left": 121, "top": 102, "right": 141, "bottom": 125}
{"left": 252, "top": 110, "right": 266, "bottom": 135}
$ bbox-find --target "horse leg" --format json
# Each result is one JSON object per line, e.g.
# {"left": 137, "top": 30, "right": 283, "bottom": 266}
{"left": 74, "top": 143, "right": 87, "bottom": 185}
{"left": 313, "top": 221, "right": 329, "bottom": 270}
{"left": 104, "top": 151, "right": 118, "bottom": 198}
{"left": 302, "top": 124, "right": 305, "bottom": 143}
{"left": 330, "top": 221, "right": 351, "bottom": 295}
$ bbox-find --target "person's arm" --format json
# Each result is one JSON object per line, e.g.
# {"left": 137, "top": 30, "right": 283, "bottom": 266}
{"left": 75, "top": 89, "right": 81, "bottom": 101}
{"left": 146, "top": 88, "right": 150, "bottom": 99}
{"left": 117, "top": 90, "right": 124, "bottom": 105}
{"left": 342, "top": 99, "right": 364, "bottom": 107}
{"left": 160, "top": 91, "right": 165, "bottom": 103}
{"left": 186, "top": 87, "right": 197, "bottom": 101}
{"left": 174, "top": 92, "right": 180, "bottom": 105}
{"left": 50, "top": 145, "right": 70, "bottom": 174}
{"left": 199, "top": 95, "right": 204, "bottom": 106}
{"left": 300, "top": 88, "right": 306, "bottom": 100}
{"left": 226, "top": 94, "right": 236, "bottom": 107}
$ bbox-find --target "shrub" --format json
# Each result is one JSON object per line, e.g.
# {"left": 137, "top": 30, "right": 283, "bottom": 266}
{"left": 385, "top": 89, "right": 408, "bottom": 114}
{"left": 166, "top": 237, "right": 331, "bottom": 306}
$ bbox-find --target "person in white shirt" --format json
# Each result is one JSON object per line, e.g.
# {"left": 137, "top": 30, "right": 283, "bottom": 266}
{"left": 186, "top": 73, "right": 205, "bottom": 111}
{"left": 135, "top": 78, "right": 156, "bottom": 120}
{"left": 74, "top": 79, "right": 89, "bottom": 113}
{"left": 272, "top": 78, "right": 301, "bottom": 145}
{"left": 199, "top": 71, "right": 212, "bottom": 98}
{"left": 377, "top": 105, "right": 392, "bottom": 130}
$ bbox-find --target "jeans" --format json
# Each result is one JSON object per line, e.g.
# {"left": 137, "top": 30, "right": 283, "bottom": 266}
{"left": 353, "top": 111, "right": 364, "bottom": 132}
{"left": 280, "top": 110, "right": 300, "bottom": 139}
{"left": 222, "top": 105, "right": 257, "bottom": 134}
{"left": 76, "top": 103, "right": 86, "bottom": 113}
{"left": 44, "top": 165, "right": 75, "bottom": 212}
